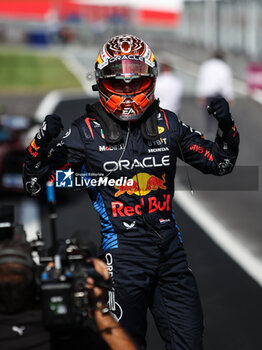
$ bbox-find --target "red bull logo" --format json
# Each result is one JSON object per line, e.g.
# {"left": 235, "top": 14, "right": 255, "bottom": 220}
{"left": 28, "top": 138, "right": 40, "bottom": 158}
{"left": 112, "top": 195, "right": 171, "bottom": 217}
{"left": 31, "top": 139, "right": 40, "bottom": 151}
{"left": 114, "top": 172, "right": 166, "bottom": 197}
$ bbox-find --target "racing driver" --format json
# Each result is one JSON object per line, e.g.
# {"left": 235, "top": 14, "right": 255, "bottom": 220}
{"left": 23, "top": 34, "right": 239, "bottom": 350}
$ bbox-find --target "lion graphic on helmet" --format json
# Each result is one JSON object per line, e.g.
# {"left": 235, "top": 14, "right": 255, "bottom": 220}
{"left": 106, "top": 34, "right": 144, "bottom": 55}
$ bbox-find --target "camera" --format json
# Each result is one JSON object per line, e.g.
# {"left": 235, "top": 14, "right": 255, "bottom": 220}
{"left": 0, "top": 203, "right": 111, "bottom": 333}
{"left": 33, "top": 235, "right": 112, "bottom": 331}
{"left": 31, "top": 228, "right": 113, "bottom": 334}
{"left": 33, "top": 237, "right": 98, "bottom": 331}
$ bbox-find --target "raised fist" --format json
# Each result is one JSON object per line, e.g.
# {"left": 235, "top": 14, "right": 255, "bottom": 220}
{"left": 207, "top": 97, "right": 234, "bottom": 131}
{"left": 35, "top": 114, "right": 64, "bottom": 147}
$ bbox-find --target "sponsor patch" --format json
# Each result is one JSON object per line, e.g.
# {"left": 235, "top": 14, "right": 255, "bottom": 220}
{"left": 189, "top": 144, "right": 214, "bottom": 161}
{"left": 159, "top": 218, "right": 171, "bottom": 224}
{"left": 114, "top": 172, "right": 166, "bottom": 197}
{"left": 103, "top": 155, "right": 170, "bottom": 172}
{"left": 31, "top": 138, "right": 40, "bottom": 151}
{"left": 112, "top": 194, "right": 171, "bottom": 217}
{"left": 158, "top": 126, "right": 165, "bottom": 134}
{"left": 123, "top": 221, "right": 136, "bottom": 229}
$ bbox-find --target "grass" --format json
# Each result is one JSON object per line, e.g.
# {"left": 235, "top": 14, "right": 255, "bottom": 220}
{"left": 0, "top": 51, "right": 82, "bottom": 93}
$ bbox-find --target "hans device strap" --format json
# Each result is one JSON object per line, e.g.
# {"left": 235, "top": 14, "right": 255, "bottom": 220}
{"left": 85, "top": 100, "right": 160, "bottom": 144}
{"left": 140, "top": 99, "right": 159, "bottom": 141}
{"left": 86, "top": 103, "right": 123, "bottom": 144}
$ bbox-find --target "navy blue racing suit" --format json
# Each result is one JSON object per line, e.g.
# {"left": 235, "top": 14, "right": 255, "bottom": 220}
{"left": 23, "top": 102, "right": 239, "bottom": 350}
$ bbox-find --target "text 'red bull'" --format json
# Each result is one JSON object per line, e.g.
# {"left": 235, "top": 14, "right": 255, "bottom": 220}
{"left": 112, "top": 195, "right": 171, "bottom": 217}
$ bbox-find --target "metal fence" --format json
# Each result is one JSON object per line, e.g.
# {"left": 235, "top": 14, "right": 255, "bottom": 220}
{"left": 174, "top": 0, "right": 262, "bottom": 59}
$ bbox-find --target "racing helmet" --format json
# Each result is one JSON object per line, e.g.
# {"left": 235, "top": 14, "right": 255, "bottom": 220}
{"left": 95, "top": 34, "right": 158, "bottom": 121}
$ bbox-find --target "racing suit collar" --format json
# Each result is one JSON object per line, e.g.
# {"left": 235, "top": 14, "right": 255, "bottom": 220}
{"left": 86, "top": 102, "right": 123, "bottom": 144}
{"left": 86, "top": 99, "right": 160, "bottom": 144}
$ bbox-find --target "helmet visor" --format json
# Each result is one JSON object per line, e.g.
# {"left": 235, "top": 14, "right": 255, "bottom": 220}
{"left": 102, "top": 76, "right": 153, "bottom": 94}
{"left": 99, "top": 59, "right": 156, "bottom": 80}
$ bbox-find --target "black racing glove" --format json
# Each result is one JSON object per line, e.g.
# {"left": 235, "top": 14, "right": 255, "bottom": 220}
{"left": 26, "top": 114, "right": 63, "bottom": 162}
{"left": 35, "top": 114, "right": 64, "bottom": 147}
{"left": 207, "top": 97, "right": 234, "bottom": 131}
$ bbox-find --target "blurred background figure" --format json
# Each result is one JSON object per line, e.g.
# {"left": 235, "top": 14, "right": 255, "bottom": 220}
{"left": 196, "top": 50, "right": 234, "bottom": 138}
{"left": 0, "top": 239, "right": 50, "bottom": 350}
{"left": 155, "top": 59, "right": 183, "bottom": 115}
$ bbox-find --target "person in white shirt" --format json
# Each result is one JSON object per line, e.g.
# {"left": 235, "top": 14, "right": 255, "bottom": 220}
{"left": 155, "top": 61, "right": 183, "bottom": 115}
{"left": 196, "top": 51, "right": 234, "bottom": 138}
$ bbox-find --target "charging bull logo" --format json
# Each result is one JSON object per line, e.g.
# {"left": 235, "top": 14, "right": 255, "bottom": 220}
{"left": 114, "top": 173, "right": 166, "bottom": 197}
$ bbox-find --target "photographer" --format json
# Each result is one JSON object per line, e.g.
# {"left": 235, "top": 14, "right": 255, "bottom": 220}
{"left": 0, "top": 239, "right": 50, "bottom": 350}
{"left": 0, "top": 239, "right": 137, "bottom": 350}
